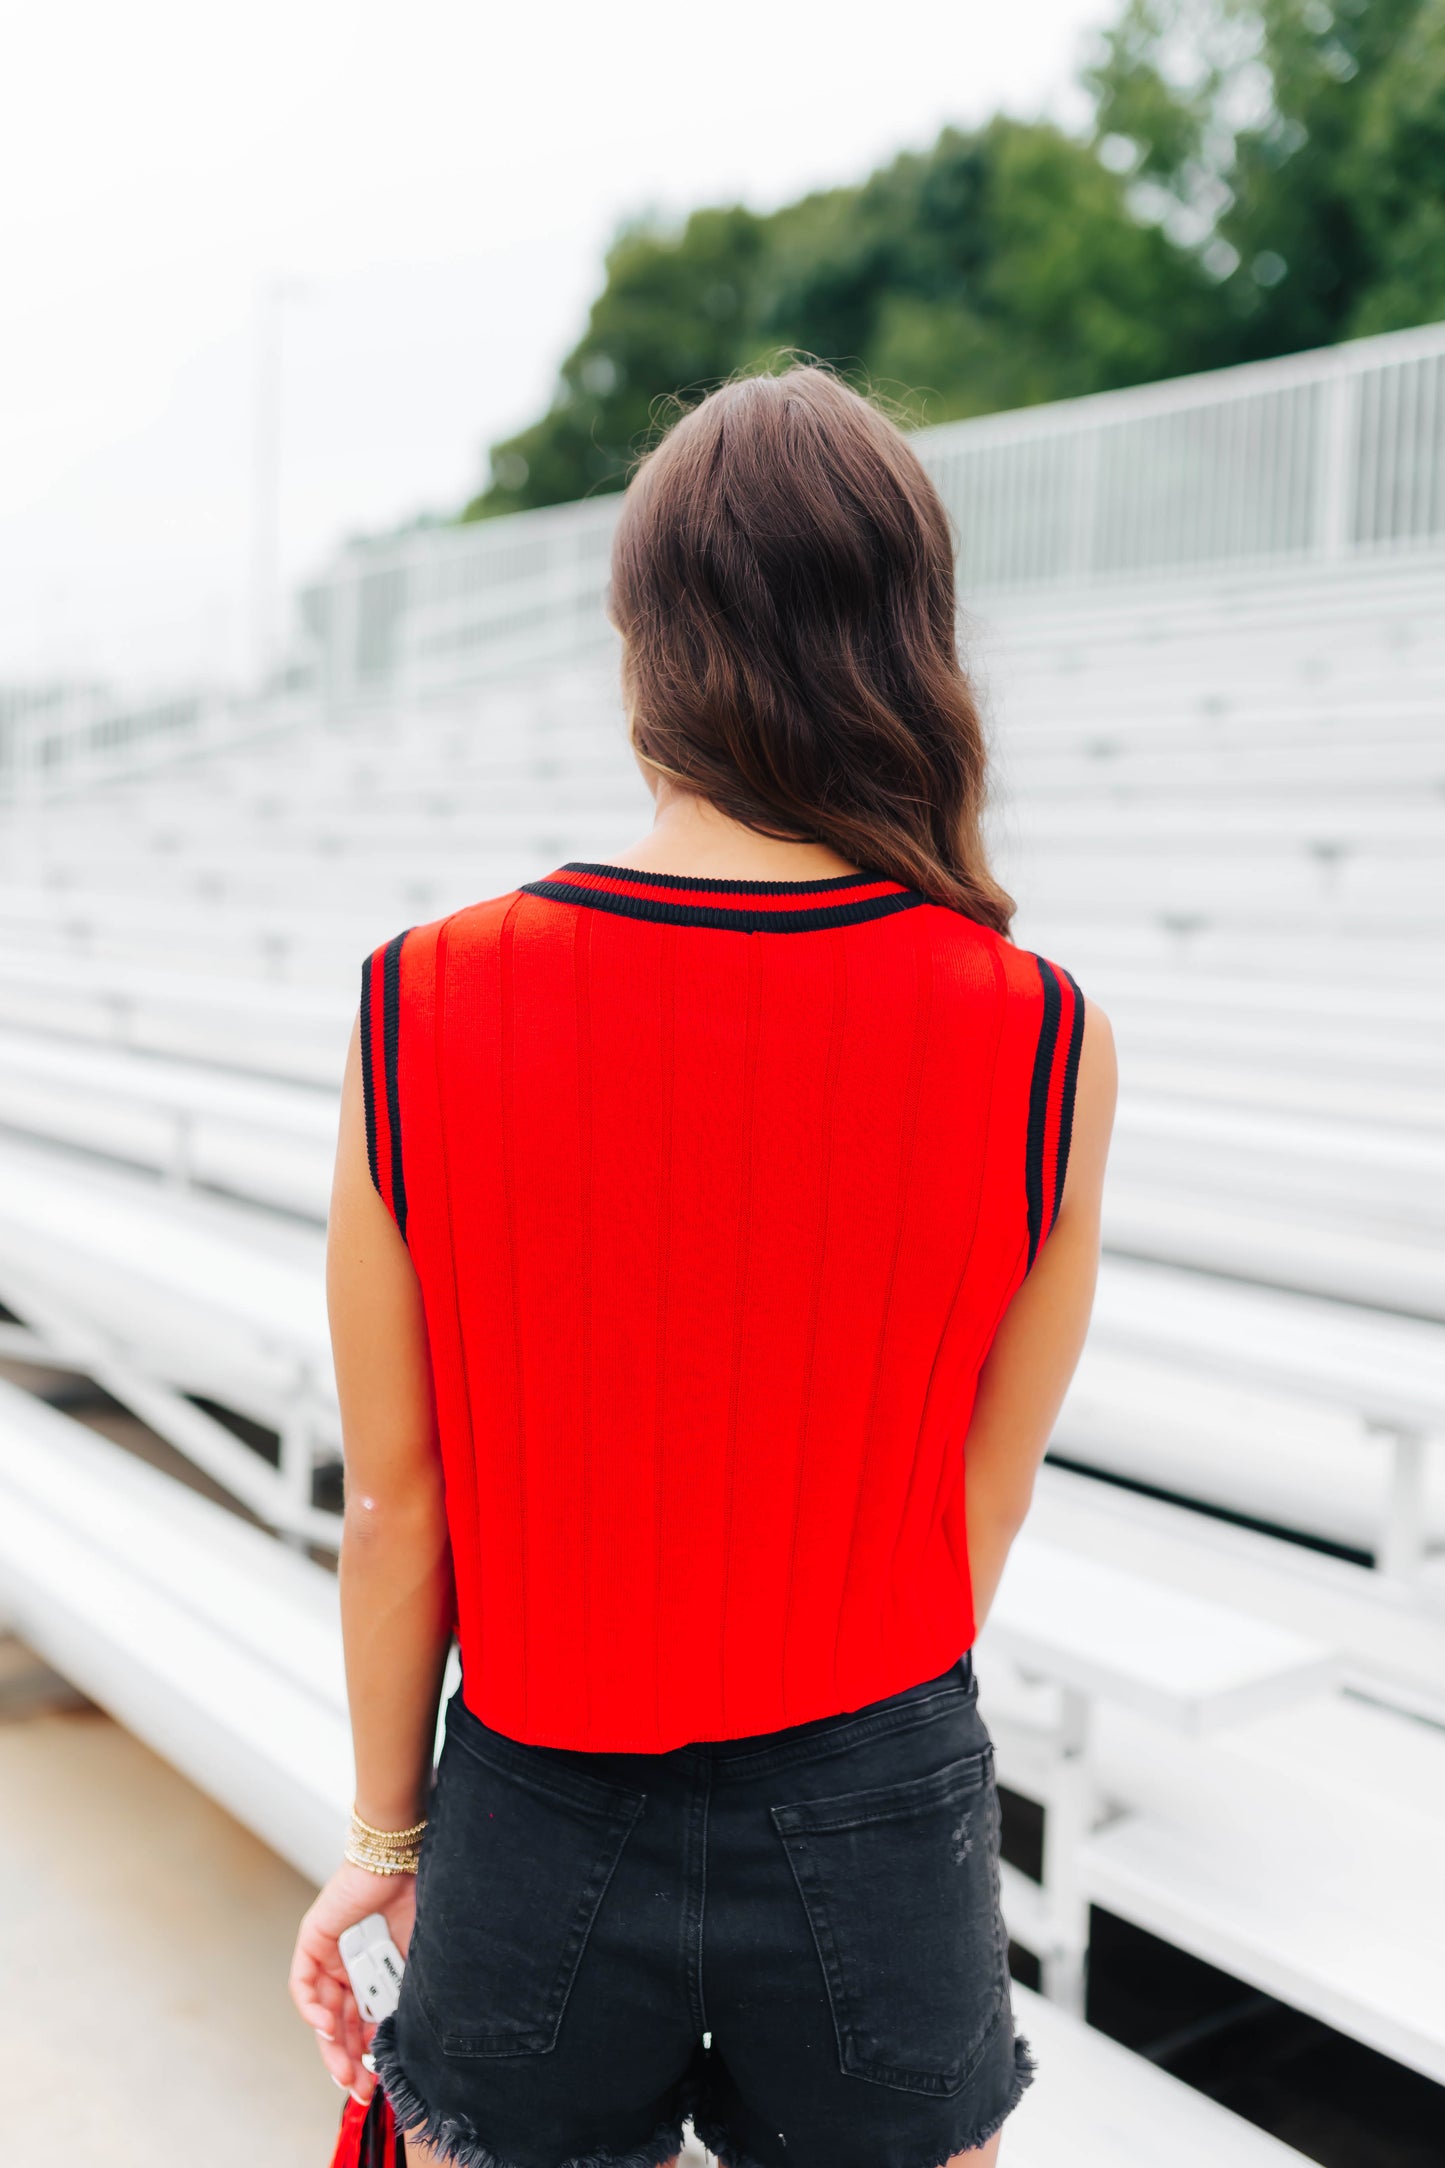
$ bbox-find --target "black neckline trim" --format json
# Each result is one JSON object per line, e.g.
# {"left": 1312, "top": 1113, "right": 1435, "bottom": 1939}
{"left": 520, "top": 874, "right": 929, "bottom": 935}
{"left": 558, "top": 859, "right": 892, "bottom": 896}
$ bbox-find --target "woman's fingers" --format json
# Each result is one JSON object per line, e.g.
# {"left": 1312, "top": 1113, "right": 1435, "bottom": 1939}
{"left": 339, "top": 1985, "right": 368, "bottom": 2068}
{"left": 289, "top": 1865, "right": 412, "bottom": 2106}
{"left": 293, "top": 1968, "right": 338, "bottom": 2035}
{"left": 290, "top": 1933, "right": 371, "bottom": 2085}
{"left": 288, "top": 1916, "right": 340, "bottom": 2024}
{"left": 317, "top": 2030, "right": 359, "bottom": 2089}
{"left": 287, "top": 1937, "right": 322, "bottom": 2022}
{"left": 311, "top": 1968, "right": 349, "bottom": 2040}
{"left": 310, "top": 1995, "right": 375, "bottom": 2097}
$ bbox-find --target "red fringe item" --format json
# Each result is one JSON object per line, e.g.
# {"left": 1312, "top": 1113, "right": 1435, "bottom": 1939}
{"left": 330, "top": 2085, "right": 404, "bottom": 2168}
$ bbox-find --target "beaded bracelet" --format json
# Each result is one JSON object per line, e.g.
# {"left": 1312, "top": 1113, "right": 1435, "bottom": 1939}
{"left": 344, "top": 1806, "right": 428, "bottom": 1876}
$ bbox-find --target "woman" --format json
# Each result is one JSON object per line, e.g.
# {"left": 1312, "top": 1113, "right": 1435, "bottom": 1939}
{"left": 291, "top": 364, "right": 1116, "bottom": 2168}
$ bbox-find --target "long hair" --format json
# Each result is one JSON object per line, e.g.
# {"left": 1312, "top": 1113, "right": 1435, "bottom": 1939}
{"left": 607, "top": 363, "right": 1014, "bottom": 933}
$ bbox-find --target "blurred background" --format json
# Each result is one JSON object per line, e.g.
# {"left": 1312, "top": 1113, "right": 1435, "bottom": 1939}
{"left": 0, "top": 1, "right": 1442, "bottom": 2162}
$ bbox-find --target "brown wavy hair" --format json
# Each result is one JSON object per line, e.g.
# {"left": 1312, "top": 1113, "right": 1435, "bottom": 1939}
{"left": 607, "top": 362, "right": 1014, "bottom": 933}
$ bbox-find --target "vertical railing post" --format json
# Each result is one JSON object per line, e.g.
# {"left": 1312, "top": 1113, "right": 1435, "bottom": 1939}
{"left": 327, "top": 561, "right": 359, "bottom": 724}
{"left": 1371, "top": 1422, "right": 1429, "bottom": 1580}
{"left": 1315, "top": 365, "right": 1356, "bottom": 562}
{"left": 1068, "top": 428, "right": 1102, "bottom": 584}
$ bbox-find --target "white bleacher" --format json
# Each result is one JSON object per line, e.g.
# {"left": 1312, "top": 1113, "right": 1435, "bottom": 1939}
{"left": 0, "top": 1134, "right": 340, "bottom": 1545}
{"left": 0, "top": 584, "right": 1442, "bottom": 1560}
{"left": 2, "top": 1061, "right": 1440, "bottom": 1576}
{"left": 1077, "top": 1260, "right": 1445, "bottom": 1575}
{"left": 0, "top": 1375, "right": 351, "bottom": 1882}
{"left": 0, "top": 1054, "right": 1440, "bottom": 1575}
{"left": 1090, "top": 1690, "right": 1445, "bottom": 2083}
{"left": 986, "top": 1651, "right": 1445, "bottom": 2086}
{"left": 0, "top": 952, "right": 354, "bottom": 1080}
{"left": 0, "top": 579, "right": 1440, "bottom": 1552}
{"left": 0, "top": 322, "right": 1442, "bottom": 2146}
{"left": 0, "top": 1377, "right": 1318, "bottom": 2164}
{"left": 1005, "top": 1984, "right": 1313, "bottom": 2166}
{"left": 0, "top": 1026, "right": 338, "bottom": 1214}
{"left": 980, "top": 1541, "right": 1445, "bottom": 2079}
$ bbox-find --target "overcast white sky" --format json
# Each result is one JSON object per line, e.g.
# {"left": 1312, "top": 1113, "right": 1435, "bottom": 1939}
{"left": 2, "top": 0, "right": 1107, "bottom": 686}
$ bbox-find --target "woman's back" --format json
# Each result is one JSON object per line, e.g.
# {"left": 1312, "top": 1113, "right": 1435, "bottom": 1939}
{"left": 296, "top": 366, "right": 1115, "bottom": 2165}
{"left": 361, "top": 858, "right": 1082, "bottom": 1751}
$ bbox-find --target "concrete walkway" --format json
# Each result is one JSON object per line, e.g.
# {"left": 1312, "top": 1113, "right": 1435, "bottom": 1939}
{"left": 0, "top": 1636, "right": 340, "bottom": 2165}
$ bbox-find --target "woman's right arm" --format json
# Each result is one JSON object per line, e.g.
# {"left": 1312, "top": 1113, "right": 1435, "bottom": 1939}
{"left": 962, "top": 998, "right": 1118, "bottom": 1628}
{"left": 288, "top": 1016, "right": 456, "bottom": 2105}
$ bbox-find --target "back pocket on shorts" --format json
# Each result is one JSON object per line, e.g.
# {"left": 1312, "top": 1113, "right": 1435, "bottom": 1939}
{"left": 770, "top": 1745, "right": 1007, "bottom": 2096}
{"left": 410, "top": 1726, "right": 645, "bottom": 2059}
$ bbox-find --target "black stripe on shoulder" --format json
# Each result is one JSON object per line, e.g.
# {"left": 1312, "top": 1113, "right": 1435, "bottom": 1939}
{"left": 1050, "top": 967, "right": 1086, "bottom": 1235}
{"left": 359, "top": 953, "right": 380, "bottom": 1197}
{"left": 1025, "top": 956, "right": 1063, "bottom": 1270}
{"left": 381, "top": 930, "right": 411, "bottom": 1241}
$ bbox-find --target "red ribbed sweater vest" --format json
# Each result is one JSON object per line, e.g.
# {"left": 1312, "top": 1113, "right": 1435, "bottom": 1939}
{"left": 360, "top": 862, "right": 1083, "bottom": 1752}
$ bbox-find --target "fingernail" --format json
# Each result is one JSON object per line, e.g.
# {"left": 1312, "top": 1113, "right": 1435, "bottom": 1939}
{"left": 332, "top": 2075, "right": 348, "bottom": 2091}
{"left": 315, "top": 2026, "right": 335, "bottom": 2041}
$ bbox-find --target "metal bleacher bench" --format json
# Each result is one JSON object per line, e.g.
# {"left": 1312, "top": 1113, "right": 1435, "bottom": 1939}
{"left": 982, "top": 1531, "right": 1445, "bottom": 2090}
{"left": 979, "top": 1542, "right": 1336, "bottom": 2012}
{"left": 8, "top": 1042, "right": 1417, "bottom": 1603}
{"left": 0, "top": 949, "right": 353, "bottom": 1084}
{"left": 1072, "top": 1257, "right": 1445, "bottom": 1578}
{"left": 0, "top": 1134, "right": 340, "bottom": 1548}
{"left": 1065, "top": 1685, "right": 1445, "bottom": 2090}
{"left": 7, "top": 1020, "right": 1444, "bottom": 1324}
{"left": 0, "top": 1376, "right": 350, "bottom": 1880}
{"left": 0, "top": 1378, "right": 1318, "bottom": 2166}
{"left": 1004, "top": 1984, "right": 1311, "bottom": 2166}
{"left": 0, "top": 1024, "right": 338, "bottom": 1219}
{"left": 0, "top": 1095, "right": 1440, "bottom": 1579}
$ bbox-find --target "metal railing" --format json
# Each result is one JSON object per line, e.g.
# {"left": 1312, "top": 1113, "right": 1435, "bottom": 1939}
{"left": 925, "top": 317, "right": 1445, "bottom": 591}
{"left": 306, "top": 318, "right": 1445, "bottom": 712}
{"left": 297, "top": 495, "right": 622, "bottom": 712}
{"left": 0, "top": 678, "right": 314, "bottom": 802}
{"left": 8, "top": 317, "right": 1443, "bottom": 785}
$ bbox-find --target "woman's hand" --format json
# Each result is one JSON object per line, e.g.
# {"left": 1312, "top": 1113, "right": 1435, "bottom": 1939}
{"left": 289, "top": 1861, "right": 417, "bottom": 2102}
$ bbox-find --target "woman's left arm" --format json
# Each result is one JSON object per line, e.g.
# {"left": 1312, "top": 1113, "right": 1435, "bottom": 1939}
{"left": 288, "top": 1013, "right": 456, "bottom": 2103}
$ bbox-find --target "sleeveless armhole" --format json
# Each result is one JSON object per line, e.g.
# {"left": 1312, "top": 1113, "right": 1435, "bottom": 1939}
{"left": 1023, "top": 955, "right": 1085, "bottom": 1270}
{"left": 359, "top": 929, "right": 414, "bottom": 1239}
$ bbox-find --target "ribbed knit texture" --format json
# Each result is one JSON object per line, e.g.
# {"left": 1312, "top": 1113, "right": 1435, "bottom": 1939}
{"left": 360, "top": 864, "right": 1082, "bottom": 1752}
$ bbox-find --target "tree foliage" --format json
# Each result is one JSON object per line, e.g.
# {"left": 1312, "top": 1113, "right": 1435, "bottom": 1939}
{"left": 467, "top": 0, "right": 1445, "bottom": 518}
{"left": 1086, "top": 0, "right": 1445, "bottom": 351}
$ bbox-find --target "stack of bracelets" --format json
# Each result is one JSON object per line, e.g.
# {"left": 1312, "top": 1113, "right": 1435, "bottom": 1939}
{"left": 345, "top": 1807, "right": 428, "bottom": 1876}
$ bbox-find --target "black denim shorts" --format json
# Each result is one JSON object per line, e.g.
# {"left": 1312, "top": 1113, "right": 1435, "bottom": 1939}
{"left": 371, "top": 1655, "right": 1033, "bottom": 2168}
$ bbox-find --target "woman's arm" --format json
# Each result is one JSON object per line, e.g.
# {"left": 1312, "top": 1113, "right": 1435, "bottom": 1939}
{"left": 963, "top": 997, "right": 1117, "bottom": 1628}
{"left": 329, "top": 1014, "right": 455, "bottom": 1829}
{"left": 288, "top": 1014, "right": 456, "bottom": 2102}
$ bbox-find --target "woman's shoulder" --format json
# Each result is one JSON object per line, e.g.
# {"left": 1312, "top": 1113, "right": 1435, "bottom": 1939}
{"left": 361, "top": 887, "right": 531, "bottom": 973}
{"left": 921, "top": 907, "right": 1113, "bottom": 1101}
{"left": 916, "top": 904, "right": 1090, "bottom": 1009}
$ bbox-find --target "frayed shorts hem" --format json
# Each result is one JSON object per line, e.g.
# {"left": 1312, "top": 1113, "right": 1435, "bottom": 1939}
{"left": 370, "top": 2015, "right": 692, "bottom": 2168}
{"left": 690, "top": 2030, "right": 1036, "bottom": 2168}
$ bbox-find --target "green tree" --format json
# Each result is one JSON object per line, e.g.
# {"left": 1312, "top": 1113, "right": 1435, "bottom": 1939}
{"left": 1086, "top": 0, "right": 1445, "bottom": 354}
{"left": 759, "top": 120, "right": 1216, "bottom": 419}
{"left": 465, "top": 116, "right": 1219, "bottom": 519}
{"left": 1345, "top": 0, "right": 1445, "bottom": 332}
{"left": 467, "top": 206, "right": 770, "bottom": 518}
{"left": 468, "top": 0, "right": 1445, "bottom": 518}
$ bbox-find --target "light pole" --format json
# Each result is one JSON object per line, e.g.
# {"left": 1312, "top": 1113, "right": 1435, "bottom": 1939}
{"left": 250, "top": 276, "right": 309, "bottom": 694}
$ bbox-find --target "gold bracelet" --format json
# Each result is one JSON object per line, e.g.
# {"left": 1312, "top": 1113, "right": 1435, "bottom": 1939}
{"left": 344, "top": 1806, "right": 428, "bottom": 1876}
